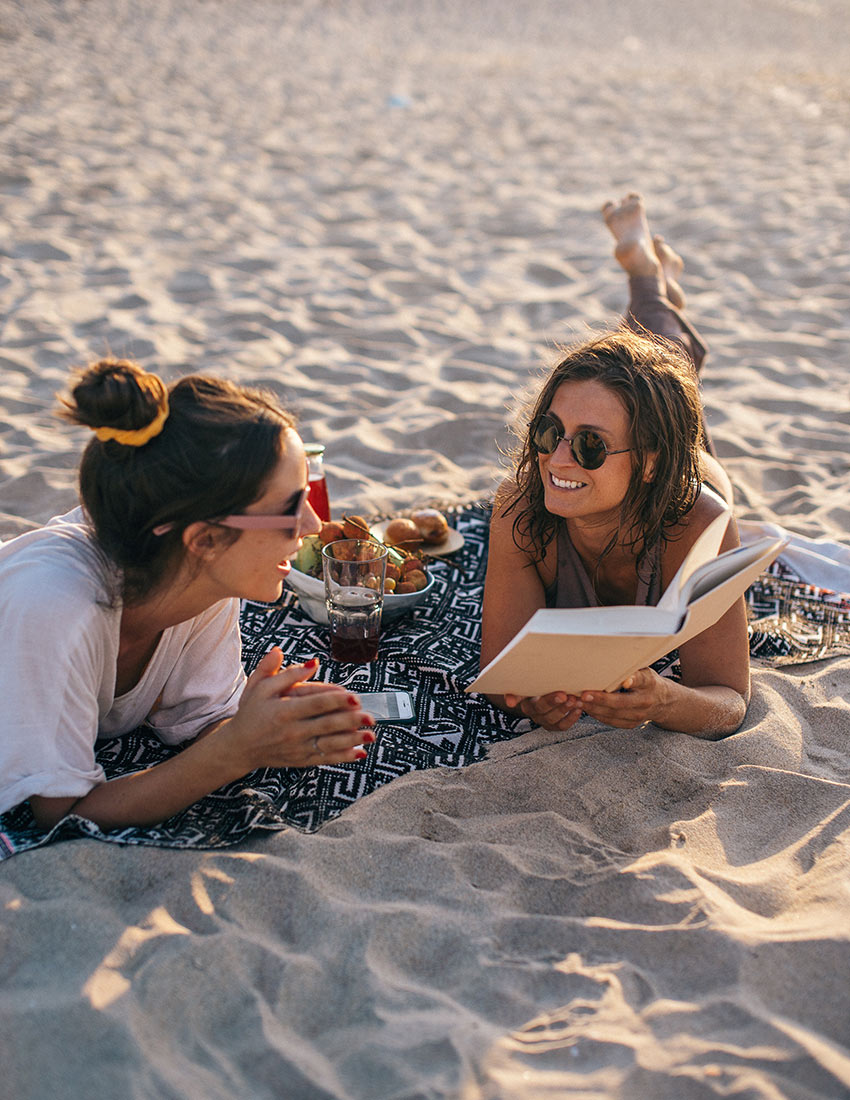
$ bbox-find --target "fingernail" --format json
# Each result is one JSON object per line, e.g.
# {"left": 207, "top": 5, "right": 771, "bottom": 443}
{"left": 362, "top": 730, "right": 376, "bottom": 743}
{"left": 347, "top": 695, "right": 359, "bottom": 706}
{"left": 361, "top": 715, "right": 375, "bottom": 727}
{"left": 304, "top": 657, "right": 319, "bottom": 668}
{"left": 354, "top": 749, "right": 368, "bottom": 760}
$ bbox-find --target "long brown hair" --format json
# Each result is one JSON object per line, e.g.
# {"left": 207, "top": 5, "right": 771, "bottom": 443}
{"left": 502, "top": 328, "right": 704, "bottom": 568}
{"left": 58, "top": 358, "right": 294, "bottom": 603}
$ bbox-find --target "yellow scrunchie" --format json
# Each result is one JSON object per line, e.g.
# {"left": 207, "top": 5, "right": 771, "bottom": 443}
{"left": 93, "top": 375, "right": 170, "bottom": 447}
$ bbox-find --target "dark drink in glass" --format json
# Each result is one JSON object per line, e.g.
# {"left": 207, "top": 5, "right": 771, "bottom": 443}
{"left": 323, "top": 539, "right": 388, "bottom": 665}
{"left": 327, "top": 588, "right": 382, "bottom": 663}
{"left": 329, "top": 631, "right": 380, "bottom": 663}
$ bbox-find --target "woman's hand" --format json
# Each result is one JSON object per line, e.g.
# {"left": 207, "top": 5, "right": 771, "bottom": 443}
{"left": 219, "top": 647, "right": 375, "bottom": 771}
{"left": 575, "top": 667, "right": 669, "bottom": 729}
{"left": 503, "top": 690, "right": 584, "bottom": 732}
{"left": 578, "top": 666, "right": 748, "bottom": 737}
{"left": 504, "top": 668, "right": 670, "bottom": 732}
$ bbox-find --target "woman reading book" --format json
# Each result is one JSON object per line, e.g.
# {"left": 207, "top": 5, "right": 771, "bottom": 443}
{"left": 481, "top": 194, "right": 749, "bottom": 738}
{"left": 0, "top": 360, "right": 374, "bottom": 829}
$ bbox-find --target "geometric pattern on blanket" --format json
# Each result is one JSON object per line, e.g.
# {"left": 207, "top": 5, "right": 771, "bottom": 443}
{"left": 2, "top": 502, "right": 848, "bottom": 859}
{"left": 0, "top": 502, "right": 524, "bottom": 859}
{"left": 746, "top": 559, "right": 850, "bottom": 665}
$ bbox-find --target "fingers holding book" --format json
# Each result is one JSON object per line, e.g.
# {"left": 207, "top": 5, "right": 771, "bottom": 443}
{"left": 577, "top": 667, "right": 670, "bottom": 730}
{"left": 502, "top": 668, "right": 665, "bottom": 733}
{"left": 503, "top": 690, "right": 584, "bottom": 732}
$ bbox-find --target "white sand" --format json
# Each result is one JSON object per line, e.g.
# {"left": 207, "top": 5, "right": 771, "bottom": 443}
{"left": 1, "top": 2, "right": 849, "bottom": 1097}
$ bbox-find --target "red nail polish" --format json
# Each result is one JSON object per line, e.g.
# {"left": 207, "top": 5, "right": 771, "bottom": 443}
{"left": 354, "top": 749, "right": 368, "bottom": 760}
{"left": 361, "top": 715, "right": 375, "bottom": 727}
{"left": 347, "top": 695, "right": 359, "bottom": 706}
{"left": 304, "top": 657, "right": 319, "bottom": 668}
{"left": 362, "top": 730, "right": 376, "bottom": 743}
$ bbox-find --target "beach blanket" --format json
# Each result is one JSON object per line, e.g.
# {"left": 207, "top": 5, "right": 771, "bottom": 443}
{"left": 2, "top": 503, "right": 849, "bottom": 860}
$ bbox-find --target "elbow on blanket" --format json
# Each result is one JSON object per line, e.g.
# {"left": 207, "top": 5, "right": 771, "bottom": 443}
{"left": 28, "top": 793, "right": 83, "bottom": 831}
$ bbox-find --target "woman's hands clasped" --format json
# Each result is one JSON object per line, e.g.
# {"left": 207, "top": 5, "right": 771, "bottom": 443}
{"left": 505, "top": 666, "right": 671, "bottom": 732}
{"left": 221, "top": 647, "right": 374, "bottom": 771}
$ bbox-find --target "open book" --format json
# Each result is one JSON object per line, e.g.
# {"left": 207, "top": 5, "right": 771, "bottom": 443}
{"left": 468, "top": 512, "right": 787, "bottom": 698}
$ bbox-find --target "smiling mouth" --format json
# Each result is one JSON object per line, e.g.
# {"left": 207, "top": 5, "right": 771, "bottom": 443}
{"left": 549, "top": 472, "right": 587, "bottom": 490}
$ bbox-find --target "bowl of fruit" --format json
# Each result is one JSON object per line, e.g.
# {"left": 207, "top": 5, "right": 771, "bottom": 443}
{"left": 286, "top": 513, "right": 439, "bottom": 624}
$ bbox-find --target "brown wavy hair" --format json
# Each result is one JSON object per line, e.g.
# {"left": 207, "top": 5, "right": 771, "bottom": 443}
{"left": 58, "top": 358, "right": 294, "bottom": 603}
{"left": 502, "top": 328, "right": 705, "bottom": 570}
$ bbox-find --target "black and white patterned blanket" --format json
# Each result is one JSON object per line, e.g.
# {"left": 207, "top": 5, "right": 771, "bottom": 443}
{"left": 2, "top": 503, "right": 849, "bottom": 860}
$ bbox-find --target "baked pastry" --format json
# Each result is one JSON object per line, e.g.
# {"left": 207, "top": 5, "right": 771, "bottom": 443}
{"left": 410, "top": 508, "right": 449, "bottom": 545}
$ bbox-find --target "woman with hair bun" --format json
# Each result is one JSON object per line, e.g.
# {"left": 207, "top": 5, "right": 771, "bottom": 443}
{"left": 0, "top": 359, "right": 374, "bottom": 830}
{"left": 481, "top": 194, "right": 749, "bottom": 738}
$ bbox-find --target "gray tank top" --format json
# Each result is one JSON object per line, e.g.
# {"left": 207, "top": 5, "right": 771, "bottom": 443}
{"left": 547, "top": 523, "right": 663, "bottom": 609}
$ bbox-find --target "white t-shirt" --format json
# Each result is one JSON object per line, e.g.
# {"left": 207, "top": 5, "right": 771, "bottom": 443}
{"left": 0, "top": 510, "right": 246, "bottom": 815}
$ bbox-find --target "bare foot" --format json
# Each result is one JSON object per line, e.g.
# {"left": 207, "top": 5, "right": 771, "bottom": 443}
{"left": 653, "top": 234, "right": 686, "bottom": 309}
{"left": 601, "top": 193, "right": 660, "bottom": 278}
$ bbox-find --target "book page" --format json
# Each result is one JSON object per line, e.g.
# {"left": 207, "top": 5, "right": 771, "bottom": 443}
{"left": 509, "top": 605, "right": 680, "bottom": 636}
{"left": 683, "top": 538, "right": 778, "bottom": 604}
{"left": 666, "top": 533, "right": 788, "bottom": 650}
{"left": 656, "top": 510, "right": 730, "bottom": 613}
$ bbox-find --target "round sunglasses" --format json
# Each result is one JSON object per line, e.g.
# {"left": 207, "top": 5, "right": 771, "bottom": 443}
{"left": 531, "top": 413, "right": 631, "bottom": 469}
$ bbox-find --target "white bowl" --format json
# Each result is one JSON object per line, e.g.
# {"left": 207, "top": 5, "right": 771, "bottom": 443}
{"left": 284, "top": 565, "right": 435, "bottom": 625}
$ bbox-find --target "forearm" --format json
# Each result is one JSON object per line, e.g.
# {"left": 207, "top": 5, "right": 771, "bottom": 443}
{"left": 652, "top": 680, "right": 749, "bottom": 738}
{"left": 29, "top": 666, "right": 373, "bottom": 830}
{"left": 34, "top": 721, "right": 248, "bottom": 831}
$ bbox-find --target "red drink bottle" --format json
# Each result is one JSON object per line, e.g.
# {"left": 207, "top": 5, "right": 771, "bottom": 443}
{"left": 304, "top": 443, "right": 330, "bottom": 521}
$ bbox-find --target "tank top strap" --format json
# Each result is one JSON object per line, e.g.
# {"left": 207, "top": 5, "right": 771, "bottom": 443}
{"left": 635, "top": 539, "right": 664, "bottom": 607}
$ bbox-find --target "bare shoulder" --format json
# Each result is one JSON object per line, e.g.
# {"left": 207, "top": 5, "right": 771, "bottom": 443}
{"left": 492, "top": 475, "right": 520, "bottom": 518}
{"left": 490, "top": 477, "right": 526, "bottom": 544}
{"left": 688, "top": 484, "right": 733, "bottom": 529}
{"left": 661, "top": 486, "right": 739, "bottom": 582}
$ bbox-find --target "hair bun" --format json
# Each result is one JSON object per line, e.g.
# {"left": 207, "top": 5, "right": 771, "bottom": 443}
{"left": 59, "top": 358, "right": 167, "bottom": 437}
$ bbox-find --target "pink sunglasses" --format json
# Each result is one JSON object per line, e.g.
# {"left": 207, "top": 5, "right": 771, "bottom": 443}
{"left": 153, "top": 488, "right": 310, "bottom": 537}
